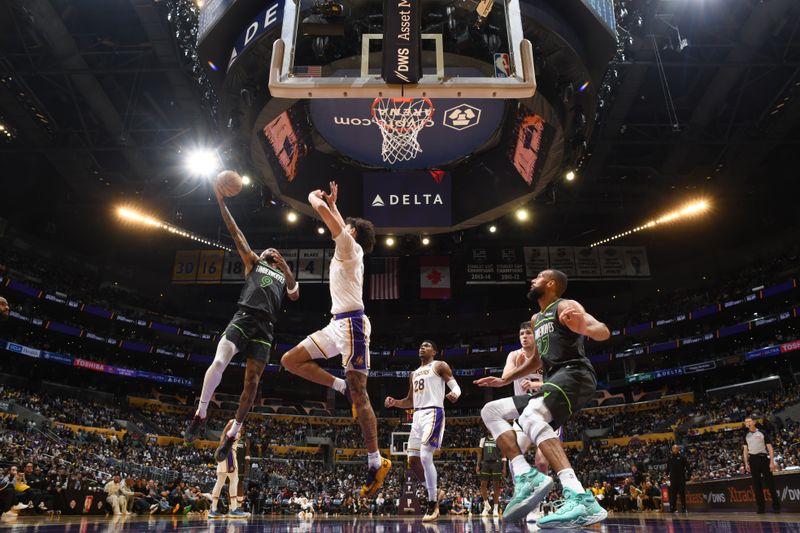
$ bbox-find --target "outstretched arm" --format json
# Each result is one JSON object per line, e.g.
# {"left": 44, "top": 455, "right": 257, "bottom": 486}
{"left": 558, "top": 300, "right": 610, "bottom": 341}
{"left": 215, "top": 186, "right": 258, "bottom": 274}
{"left": 308, "top": 181, "right": 346, "bottom": 239}
{"left": 473, "top": 345, "right": 541, "bottom": 387}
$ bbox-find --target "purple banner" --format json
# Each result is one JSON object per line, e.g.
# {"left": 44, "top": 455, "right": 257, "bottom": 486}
{"left": 121, "top": 341, "right": 151, "bottom": 353}
{"left": 8, "top": 279, "right": 41, "bottom": 298}
{"left": 151, "top": 322, "right": 179, "bottom": 335}
{"left": 691, "top": 304, "right": 719, "bottom": 319}
{"left": 650, "top": 341, "right": 677, "bottom": 353}
{"left": 625, "top": 322, "right": 652, "bottom": 335}
{"left": 745, "top": 346, "right": 781, "bottom": 361}
{"left": 718, "top": 322, "right": 749, "bottom": 338}
{"left": 47, "top": 322, "right": 82, "bottom": 337}
{"left": 763, "top": 279, "right": 796, "bottom": 297}
{"left": 83, "top": 305, "right": 113, "bottom": 319}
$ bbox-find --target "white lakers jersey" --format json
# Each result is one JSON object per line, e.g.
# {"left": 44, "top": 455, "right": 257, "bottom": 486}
{"left": 411, "top": 362, "right": 446, "bottom": 409}
{"left": 507, "top": 349, "right": 543, "bottom": 396}
{"left": 330, "top": 231, "right": 365, "bottom": 315}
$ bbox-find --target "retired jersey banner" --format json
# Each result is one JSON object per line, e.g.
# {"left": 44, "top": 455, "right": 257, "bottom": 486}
{"left": 297, "top": 249, "right": 324, "bottom": 281}
{"left": 420, "top": 256, "right": 450, "bottom": 299}
{"left": 548, "top": 247, "right": 577, "bottom": 277}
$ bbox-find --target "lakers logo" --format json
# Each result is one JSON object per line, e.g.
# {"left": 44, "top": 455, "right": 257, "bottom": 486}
{"left": 355, "top": 356, "right": 364, "bottom": 366}
{"left": 260, "top": 276, "right": 273, "bottom": 288}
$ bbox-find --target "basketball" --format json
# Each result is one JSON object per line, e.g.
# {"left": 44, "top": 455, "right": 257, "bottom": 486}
{"left": 216, "top": 170, "right": 243, "bottom": 197}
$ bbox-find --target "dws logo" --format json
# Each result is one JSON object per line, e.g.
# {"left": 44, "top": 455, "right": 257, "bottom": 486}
{"left": 443, "top": 104, "right": 481, "bottom": 130}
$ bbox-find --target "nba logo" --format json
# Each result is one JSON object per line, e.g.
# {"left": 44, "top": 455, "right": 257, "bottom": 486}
{"left": 494, "top": 53, "right": 511, "bottom": 78}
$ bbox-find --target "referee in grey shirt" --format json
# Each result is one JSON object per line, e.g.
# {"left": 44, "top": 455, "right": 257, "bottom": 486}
{"left": 743, "top": 415, "right": 780, "bottom": 514}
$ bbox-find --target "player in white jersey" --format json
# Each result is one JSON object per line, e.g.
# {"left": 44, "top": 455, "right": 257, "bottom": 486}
{"left": 209, "top": 420, "right": 250, "bottom": 519}
{"left": 281, "top": 181, "right": 390, "bottom": 497}
{"left": 384, "top": 340, "right": 461, "bottom": 522}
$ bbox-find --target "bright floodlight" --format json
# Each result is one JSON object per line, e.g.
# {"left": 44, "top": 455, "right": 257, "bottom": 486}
{"left": 242, "top": 175, "right": 252, "bottom": 186}
{"left": 185, "top": 149, "right": 220, "bottom": 177}
{"left": 565, "top": 170, "right": 576, "bottom": 181}
{"left": 287, "top": 212, "right": 298, "bottom": 223}
{"left": 421, "top": 237, "right": 430, "bottom": 246}
{"left": 489, "top": 225, "right": 497, "bottom": 233}
{"left": 317, "top": 227, "right": 325, "bottom": 235}
{"left": 516, "top": 209, "right": 529, "bottom": 221}
{"left": 385, "top": 237, "right": 395, "bottom": 247}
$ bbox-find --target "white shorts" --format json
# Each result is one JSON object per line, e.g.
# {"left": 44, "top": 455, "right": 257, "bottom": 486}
{"left": 407, "top": 407, "right": 446, "bottom": 452}
{"left": 300, "top": 313, "right": 371, "bottom": 374}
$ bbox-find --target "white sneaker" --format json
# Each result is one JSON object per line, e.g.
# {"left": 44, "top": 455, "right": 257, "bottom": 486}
{"left": 481, "top": 504, "right": 490, "bottom": 516}
{"left": 492, "top": 505, "right": 499, "bottom": 517}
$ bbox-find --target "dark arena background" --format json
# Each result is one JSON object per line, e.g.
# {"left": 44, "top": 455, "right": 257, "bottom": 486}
{"left": 1, "top": 0, "right": 800, "bottom": 532}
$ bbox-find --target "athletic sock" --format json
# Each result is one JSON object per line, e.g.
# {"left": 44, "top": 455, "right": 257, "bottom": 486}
{"left": 368, "top": 451, "right": 382, "bottom": 469}
{"left": 196, "top": 400, "right": 209, "bottom": 419}
{"left": 557, "top": 468, "right": 584, "bottom": 494}
{"left": 332, "top": 377, "right": 347, "bottom": 394}
{"left": 226, "top": 419, "right": 243, "bottom": 439}
{"left": 510, "top": 456, "right": 531, "bottom": 478}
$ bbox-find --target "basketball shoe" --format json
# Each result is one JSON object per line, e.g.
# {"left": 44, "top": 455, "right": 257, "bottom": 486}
{"left": 502, "top": 469, "right": 554, "bottom": 521}
{"left": 360, "top": 457, "right": 392, "bottom": 497}
{"left": 422, "top": 500, "right": 440, "bottom": 522}
{"left": 184, "top": 415, "right": 206, "bottom": 442}
{"left": 214, "top": 434, "right": 236, "bottom": 463}
{"left": 535, "top": 488, "right": 607, "bottom": 528}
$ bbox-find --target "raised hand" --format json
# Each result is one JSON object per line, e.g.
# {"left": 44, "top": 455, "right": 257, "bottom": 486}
{"left": 384, "top": 396, "right": 397, "bottom": 408}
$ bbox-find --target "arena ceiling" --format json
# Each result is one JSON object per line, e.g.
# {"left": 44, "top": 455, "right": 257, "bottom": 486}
{"left": 0, "top": 0, "right": 799, "bottom": 261}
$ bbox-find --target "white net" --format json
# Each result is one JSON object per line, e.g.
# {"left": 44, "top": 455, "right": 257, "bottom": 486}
{"left": 371, "top": 98, "right": 434, "bottom": 164}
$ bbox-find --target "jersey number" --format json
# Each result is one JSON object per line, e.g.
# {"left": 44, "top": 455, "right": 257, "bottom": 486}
{"left": 413, "top": 379, "right": 425, "bottom": 394}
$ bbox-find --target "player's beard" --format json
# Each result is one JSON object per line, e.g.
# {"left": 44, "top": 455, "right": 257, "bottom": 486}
{"left": 527, "top": 286, "right": 543, "bottom": 301}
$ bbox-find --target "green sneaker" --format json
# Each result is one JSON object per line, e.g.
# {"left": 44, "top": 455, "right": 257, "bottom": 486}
{"left": 502, "top": 469, "right": 554, "bottom": 522}
{"left": 536, "top": 488, "right": 608, "bottom": 528}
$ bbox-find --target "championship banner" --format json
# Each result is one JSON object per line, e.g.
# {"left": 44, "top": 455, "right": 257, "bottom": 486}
{"left": 574, "top": 247, "right": 601, "bottom": 278}
{"left": 548, "top": 247, "right": 577, "bottom": 277}
{"left": 382, "top": 0, "right": 421, "bottom": 84}
{"left": 466, "top": 247, "right": 526, "bottom": 285}
{"left": 523, "top": 246, "right": 549, "bottom": 278}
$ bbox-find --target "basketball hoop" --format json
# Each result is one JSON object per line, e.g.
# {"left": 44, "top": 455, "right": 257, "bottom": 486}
{"left": 371, "top": 97, "right": 434, "bottom": 164}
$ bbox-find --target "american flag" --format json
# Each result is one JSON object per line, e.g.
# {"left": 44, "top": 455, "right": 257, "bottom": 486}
{"left": 369, "top": 257, "right": 399, "bottom": 300}
{"left": 293, "top": 65, "right": 322, "bottom": 78}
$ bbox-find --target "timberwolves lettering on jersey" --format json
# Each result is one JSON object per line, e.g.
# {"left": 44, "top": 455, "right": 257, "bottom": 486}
{"left": 481, "top": 436, "right": 501, "bottom": 462}
{"left": 238, "top": 261, "right": 287, "bottom": 321}
{"left": 533, "top": 298, "right": 587, "bottom": 375}
{"left": 412, "top": 363, "right": 446, "bottom": 409}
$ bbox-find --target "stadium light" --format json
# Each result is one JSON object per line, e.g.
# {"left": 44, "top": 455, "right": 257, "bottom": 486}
{"left": 317, "top": 227, "right": 325, "bottom": 235}
{"left": 185, "top": 149, "right": 221, "bottom": 178}
{"left": 116, "top": 205, "right": 232, "bottom": 252}
{"left": 590, "top": 199, "right": 711, "bottom": 247}
{"left": 516, "top": 209, "right": 529, "bottom": 221}
{"left": 241, "top": 175, "right": 252, "bottom": 186}
{"left": 287, "top": 212, "right": 298, "bottom": 223}
{"left": 385, "top": 237, "right": 395, "bottom": 247}
{"left": 421, "top": 236, "right": 430, "bottom": 246}
{"left": 565, "top": 170, "right": 576, "bottom": 181}
{"left": 489, "top": 225, "right": 497, "bottom": 233}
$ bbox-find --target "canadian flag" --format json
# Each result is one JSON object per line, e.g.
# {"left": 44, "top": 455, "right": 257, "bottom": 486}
{"left": 420, "top": 256, "right": 451, "bottom": 299}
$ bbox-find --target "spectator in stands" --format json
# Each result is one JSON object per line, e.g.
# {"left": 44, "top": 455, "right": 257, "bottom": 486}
{"left": 0, "top": 296, "right": 9, "bottom": 321}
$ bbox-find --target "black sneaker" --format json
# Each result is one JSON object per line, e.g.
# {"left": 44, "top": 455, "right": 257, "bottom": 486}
{"left": 423, "top": 500, "right": 439, "bottom": 522}
{"left": 184, "top": 415, "right": 207, "bottom": 442}
{"left": 214, "top": 435, "right": 236, "bottom": 463}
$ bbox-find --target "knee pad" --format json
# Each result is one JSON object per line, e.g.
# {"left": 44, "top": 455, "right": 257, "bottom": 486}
{"left": 481, "top": 401, "right": 514, "bottom": 440}
{"left": 518, "top": 398, "right": 557, "bottom": 447}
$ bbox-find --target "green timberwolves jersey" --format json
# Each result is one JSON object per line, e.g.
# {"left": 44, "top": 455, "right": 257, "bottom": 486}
{"left": 237, "top": 261, "right": 287, "bottom": 320}
{"left": 481, "top": 436, "right": 501, "bottom": 462}
{"left": 533, "top": 298, "right": 587, "bottom": 375}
